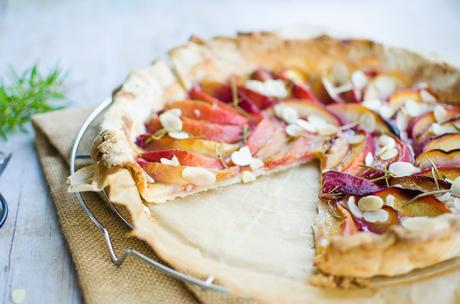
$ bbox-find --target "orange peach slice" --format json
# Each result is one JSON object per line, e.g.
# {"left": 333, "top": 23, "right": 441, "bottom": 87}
{"left": 246, "top": 118, "right": 277, "bottom": 154}
{"left": 422, "top": 133, "right": 460, "bottom": 153}
{"left": 282, "top": 100, "right": 340, "bottom": 126}
{"left": 415, "top": 149, "right": 460, "bottom": 169}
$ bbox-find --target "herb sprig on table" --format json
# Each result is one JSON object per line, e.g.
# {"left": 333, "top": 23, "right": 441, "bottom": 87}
{"left": 0, "top": 65, "right": 67, "bottom": 140}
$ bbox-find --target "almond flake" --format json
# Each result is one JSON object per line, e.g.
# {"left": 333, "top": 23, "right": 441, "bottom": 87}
{"left": 231, "top": 146, "right": 253, "bottom": 166}
{"left": 274, "top": 104, "right": 299, "bottom": 124}
{"left": 160, "top": 155, "right": 180, "bottom": 167}
{"left": 362, "top": 99, "right": 381, "bottom": 111}
{"left": 296, "top": 119, "right": 317, "bottom": 133}
{"left": 433, "top": 105, "right": 448, "bottom": 123}
{"left": 437, "top": 192, "right": 453, "bottom": 202}
{"left": 143, "top": 171, "right": 156, "bottom": 183}
{"left": 160, "top": 110, "right": 182, "bottom": 131}
{"left": 285, "top": 124, "right": 304, "bottom": 137}
{"left": 245, "top": 79, "right": 288, "bottom": 98}
{"left": 346, "top": 134, "right": 364, "bottom": 144}
{"left": 378, "top": 135, "right": 396, "bottom": 149}
{"left": 385, "top": 194, "right": 396, "bottom": 208}
{"left": 358, "top": 195, "right": 384, "bottom": 212}
{"left": 181, "top": 167, "right": 216, "bottom": 186}
{"left": 396, "top": 111, "right": 409, "bottom": 133}
{"left": 365, "top": 152, "right": 374, "bottom": 166}
{"left": 374, "top": 75, "right": 397, "bottom": 100}
{"left": 359, "top": 112, "right": 376, "bottom": 132}
{"left": 317, "top": 124, "right": 338, "bottom": 136}
{"left": 379, "top": 148, "right": 398, "bottom": 160}
{"left": 249, "top": 158, "right": 264, "bottom": 171}
{"left": 351, "top": 70, "right": 368, "bottom": 90}
{"left": 404, "top": 99, "right": 422, "bottom": 117}
{"left": 307, "top": 114, "right": 327, "bottom": 127}
{"left": 168, "top": 131, "right": 189, "bottom": 139}
{"left": 322, "top": 77, "right": 340, "bottom": 101}
{"left": 454, "top": 198, "right": 460, "bottom": 210}
{"left": 420, "top": 89, "right": 436, "bottom": 103}
{"left": 379, "top": 104, "right": 395, "bottom": 120}
{"left": 363, "top": 209, "right": 388, "bottom": 223}
{"left": 451, "top": 176, "right": 460, "bottom": 197}
{"left": 241, "top": 171, "right": 256, "bottom": 183}
{"left": 389, "top": 161, "right": 420, "bottom": 177}
{"left": 347, "top": 196, "right": 363, "bottom": 219}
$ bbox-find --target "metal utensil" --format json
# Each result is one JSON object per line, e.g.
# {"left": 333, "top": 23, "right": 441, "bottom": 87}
{"left": 0, "top": 152, "right": 12, "bottom": 228}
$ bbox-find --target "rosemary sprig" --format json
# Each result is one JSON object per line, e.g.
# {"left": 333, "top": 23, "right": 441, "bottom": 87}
{"left": 242, "top": 124, "right": 249, "bottom": 144}
{"left": 215, "top": 145, "right": 228, "bottom": 168}
{"left": 231, "top": 79, "right": 239, "bottom": 107}
{"left": 0, "top": 64, "right": 67, "bottom": 139}
{"left": 145, "top": 128, "right": 168, "bottom": 143}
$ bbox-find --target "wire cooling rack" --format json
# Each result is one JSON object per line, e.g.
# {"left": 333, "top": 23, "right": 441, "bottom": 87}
{"left": 69, "top": 97, "right": 228, "bottom": 293}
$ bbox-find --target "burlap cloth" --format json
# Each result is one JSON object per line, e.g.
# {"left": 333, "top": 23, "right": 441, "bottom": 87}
{"left": 32, "top": 106, "right": 239, "bottom": 304}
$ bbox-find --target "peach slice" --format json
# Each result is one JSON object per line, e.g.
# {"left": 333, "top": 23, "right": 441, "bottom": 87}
{"left": 372, "top": 187, "right": 450, "bottom": 217}
{"left": 418, "top": 167, "right": 460, "bottom": 181}
{"left": 327, "top": 103, "right": 398, "bottom": 136}
{"left": 237, "top": 86, "right": 278, "bottom": 111}
{"left": 199, "top": 81, "right": 233, "bottom": 102}
{"left": 250, "top": 68, "right": 274, "bottom": 81}
{"left": 290, "top": 83, "right": 322, "bottom": 104}
{"left": 141, "top": 149, "right": 224, "bottom": 169}
{"left": 139, "top": 159, "right": 239, "bottom": 185}
{"left": 388, "top": 88, "right": 421, "bottom": 111}
{"left": 310, "top": 76, "right": 343, "bottom": 104}
{"left": 255, "top": 129, "right": 289, "bottom": 160}
{"left": 189, "top": 85, "right": 241, "bottom": 115}
{"left": 167, "top": 100, "right": 249, "bottom": 126}
{"left": 142, "top": 136, "right": 238, "bottom": 158}
{"left": 322, "top": 137, "right": 349, "bottom": 170}
{"left": 282, "top": 100, "right": 341, "bottom": 126}
{"left": 336, "top": 204, "right": 358, "bottom": 236}
{"left": 421, "top": 133, "right": 460, "bottom": 153}
{"left": 264, "top": 136, "right": 324, "bottom": 169}
{"left": 407, "top": 112, "right": 434, "bottom": 139}
{"left": 341, "top": 132, "right": 375, "bottom": 175}
{"left": 415, "top": 149, "right": 460, "bottom": 169}
{"left": 389, "top": 175, "right": 450, "bottom": 192}
{"left": 246, "top": 118, "right": 277, "bottom": 154}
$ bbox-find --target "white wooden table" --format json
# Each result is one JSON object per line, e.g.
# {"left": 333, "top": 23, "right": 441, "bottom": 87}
{"left": 1, "top": 0, "right": 459, "bottom": 303}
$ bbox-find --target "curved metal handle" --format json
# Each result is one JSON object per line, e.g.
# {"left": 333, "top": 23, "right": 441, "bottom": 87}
{"left": 0, "top": 192, "right": 8, "bottom": 228}
{"left": 69, "top": 98, "right": 228, "bottom": 293}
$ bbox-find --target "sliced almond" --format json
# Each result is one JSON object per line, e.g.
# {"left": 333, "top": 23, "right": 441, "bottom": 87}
{"left": 374, "top": 75, "right": 397, "bottom": 100}
{"left": 359, "top": 112, "right": 376, "bottom": 132}
{"left": 351, "top": 70, "right": 368, "bottom": 90}
{"left": 433, "top": 105, "right": 448, "bottom": 123}
{"left": 307, "top": 114, "right": 327, "bottom": 127}
{"left": 451, "top": 176, "right": 460, "bottom": 197}
{"left": 296, "top": 119, "right": 317, "bottom": 133}
{"left": 401, "top": 217, "right": 438, "bottom": 231}
{"left": 379, "top": 148, "right": 398, "bottom": 160}
{"left": 385, "top": 194, "right": 396, "bottom": 208}
{"left": 346, "top": 134, "right": 364, "bottom": 144}
{"left": 168, "top": 131, "right": 189, "bottom": 139}
{"left": 143, "top": 171, "right": 156, "bottom": 183}
{"left": 365, "top": 152, "right": 374, "bottom": 166}
{"left": 317, "top": 124, "right": 338, "bottom": 136}
{"left": 420, "top": 89, "right": 436, "bottom": 103}
{"left": 388, "top": 161, "right": 420, "bottom": 177}
{"left": 231, "top": 146, "right": 253, "bottom": 166}
{"left": 181, "top": 167, "right": 216, "bottom": 186}
{"left": 378, "top": 135, "right": 396, "bottom": 149}
{"left": 404, "top": 99, "right": 422, "bottom": 117}
{"left": 160, "top": 110, "right": 182, "bottom": 131}
{"left": 241, "top": 171, "right": 256, "bottom": 183}
{"left": 249, "top": 158, "right": 264, "bottom": 171}
{"left": 160, "top": 155, "right": 180, "bottom": 167}
{"left": 347, "top": 196, "right": 363, "bottom": 219}
{"left": 454, "top": 198, "right": 460, "bottom": 211}
{"left": 358, "top": 195, "right": 384, "bottom": 212}
{"left": 363, "top": 209, "right": 389, "bottom": 223}
{"left": 245, "top": 79, "right": 288, "bottom": 98}
{"left": 322, "top": 77, "right": 340, "bottom": 101}
{"left": 274, "top": 104, "right": 299, "bottom": 124}
{"left": 362, "top": 99, "right": 381, "bottom": 112}
{"left": 285, "top": 124, "right": 304, "bottom": 137}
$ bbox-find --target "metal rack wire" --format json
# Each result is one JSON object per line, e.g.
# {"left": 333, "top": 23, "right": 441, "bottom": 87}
{"left": 69, "top": 97, "right": 228, "bottom": 293}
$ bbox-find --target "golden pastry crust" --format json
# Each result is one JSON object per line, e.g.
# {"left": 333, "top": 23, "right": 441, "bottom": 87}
{"left": 81, "top": 32, "right": 460, "bottom": 286}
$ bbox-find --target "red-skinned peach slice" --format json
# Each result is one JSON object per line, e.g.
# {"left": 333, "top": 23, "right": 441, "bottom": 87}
{"left": 327, "top": 103, "right": 399, "bottom": 136}
{"left": 199, "top": 81, "right": 233, "bottom": 102}
{"left": 321, "top": 171, "right": 381, "bottom": 200}
{"left": 282, "top": 100, "right": 341, "bottom": 126}
{"left": 389, "top": 175, "right": 450, "bottom": 192}
{"left": 336, "top": 204, "right": 358, "bottom": 236}
{"left": 421, "top": 133, "right": 460, "bottom": 153}
{"left": 141, "top": 149, "right": 224, "bottom": 169}
{"left": 407, "top": 112, "right": 434, "bottom": 139}
{"left": 237, "top": 87, "right": 277, "bottom": 111}
{"left": 372, "top": 187, "right": 450, "bottom": 217}
{"left": 354, "top": 206, "right": 400, "bottom": 234}
{"left": 250, "top": 68, "right": 274, "bottom": 81}
{"left": 322, "top": 137, "right": 349, "bottom": 170}
{"left": 246, "top": 118, "right": 277, "bottom": 154}
{"left": 167, "top": 100, "right": 249, "bottom": 126}
{"left": 415, "top": 149, "right": 460, "bottom": 169}
{"left": 418, "top": 167, "right": 460, "bottom": 181}
{"left": 264, "top": 136, "right": 324, "bottom": 169}
{"left": 141, "top": 136, "right": 238, "bottom": 158}
{"left": 255, "top": 129, "right": 289, "bottom": 160}
{"left": 341, "top": 132, "right": 375, "bottom": 175}
{"left": 181, "top": 117, "right": 243, "bottom": 143}
{"left": 189, "top": 85, "right": 241, "bottom": 115}
{"left": 388, "top": 88, "right": 420, "bottom": 111}
{"left": 138, "top": 159, "right": 239, "bottom": 185}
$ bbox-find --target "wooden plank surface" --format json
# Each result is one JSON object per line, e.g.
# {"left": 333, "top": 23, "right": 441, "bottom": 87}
{"left": 1, "top": 0, "right": 460, "bottom": 303}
